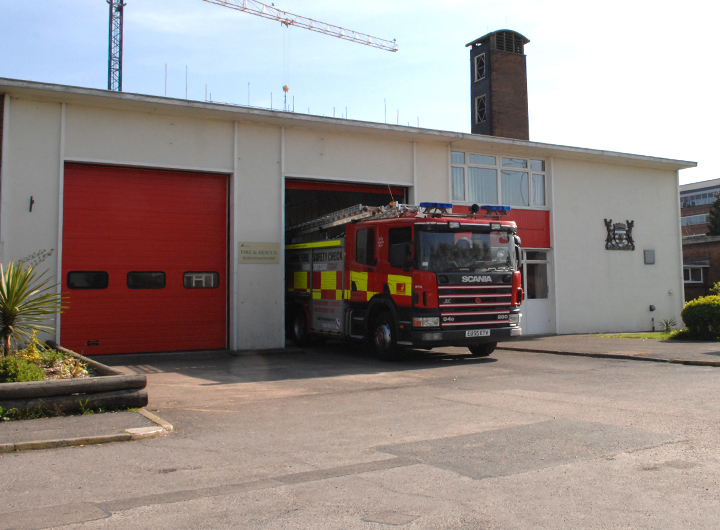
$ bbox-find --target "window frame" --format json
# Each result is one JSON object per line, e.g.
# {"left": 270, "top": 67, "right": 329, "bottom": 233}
{"left": 475, "top": 95, "right": 487, "bottom": 124}
{"left": 450, "top": 151, "right": 548, "bottom": 209}
{"left": 474, "top": 53, "right": 486, "bottom": 82}
{"left": 126, "top": 271, "right": 166, "bottom": 290}
{"left": 681, "top": 214, "right": 709, "bottom": 227}
{"left": 355, "top": 228, "right": 376, "bottom": 266}
{"left": 683, "top": 267, "right": 704, "bottom": 283}
{"left": 67, "top": 271, "right": 109, "bottom": 290}
{"left": 521, "top": 249, "right": 551, "bottom": 300}
{"left": 183, "top": 272, "right": 220, "bottom": 289}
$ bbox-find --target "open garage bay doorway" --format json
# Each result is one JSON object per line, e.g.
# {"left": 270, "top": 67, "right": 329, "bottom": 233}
{"left": 285, "top": 179, "right": 406, "bottom": 237}
{"left": 61, "top": 164, "right": 228, "bottom": 355}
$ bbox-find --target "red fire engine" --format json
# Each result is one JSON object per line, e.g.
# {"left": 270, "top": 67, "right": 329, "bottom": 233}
{"left": 285, "top": 202, "right": 523, "bottom": 360}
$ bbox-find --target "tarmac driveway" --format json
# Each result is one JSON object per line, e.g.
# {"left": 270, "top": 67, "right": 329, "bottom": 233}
{"left": 3, "top": 342, "right": 720, "bottom": 529}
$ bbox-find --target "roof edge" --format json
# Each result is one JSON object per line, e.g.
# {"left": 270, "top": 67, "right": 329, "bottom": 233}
{"left": 466, "top": 29, "right": 530, "bottom": 48}
{"left": 0, "top": 77, "right": 697, "bottom": 171}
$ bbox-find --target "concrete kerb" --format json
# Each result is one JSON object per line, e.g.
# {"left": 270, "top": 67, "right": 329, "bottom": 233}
{"left": 0, "top": 408, "right": 174, "bottom": 454}
{"left": 497, "top": 345, "right": 720, "bottom": 367}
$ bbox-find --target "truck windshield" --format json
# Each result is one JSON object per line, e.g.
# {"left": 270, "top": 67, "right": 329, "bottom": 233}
{"left": 416, "top": 227, "right": 516, "bottom": 273}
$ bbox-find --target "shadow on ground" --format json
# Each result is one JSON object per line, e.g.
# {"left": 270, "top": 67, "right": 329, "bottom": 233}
{"left": 96, "top": 341, "right": 495, "bottom": 385}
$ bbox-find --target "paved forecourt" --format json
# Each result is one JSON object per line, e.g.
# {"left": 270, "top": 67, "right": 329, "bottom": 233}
{"left": 2, "top": 344, "right": 720, "bottom": 529}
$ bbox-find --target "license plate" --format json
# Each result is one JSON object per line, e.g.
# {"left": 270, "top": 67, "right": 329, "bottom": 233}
{"left": 466, "top": 329, "right": 490, "bottom": 338}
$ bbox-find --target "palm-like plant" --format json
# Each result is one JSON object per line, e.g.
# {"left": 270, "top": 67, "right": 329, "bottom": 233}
{"left": 0, "top": 261, "right": 63, "bottom": 357}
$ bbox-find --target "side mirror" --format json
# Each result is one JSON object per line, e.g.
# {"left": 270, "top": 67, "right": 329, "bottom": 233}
{"left": 389, "top": 242, "right": 413, "bottom": 271}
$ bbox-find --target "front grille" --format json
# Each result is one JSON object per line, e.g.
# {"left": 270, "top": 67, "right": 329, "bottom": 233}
{"left": 438, "top": 285, "right": 513, "bottom": 329}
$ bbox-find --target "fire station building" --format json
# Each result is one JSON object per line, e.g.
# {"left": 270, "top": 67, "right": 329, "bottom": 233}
{"left": 0, "top": 34, "right": 695, "bottom": 355}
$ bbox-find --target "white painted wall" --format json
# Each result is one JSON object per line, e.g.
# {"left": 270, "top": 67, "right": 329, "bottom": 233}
{"left": 415, "top": 142, "right": 451, "bottom": 204}
{"left": 0, "top": 98, "right": 62, "bottom": 284}
{"left": 64, "top": 105, "right": 234, "bottom": 172}
{"left": 552, "top": 158, "right": 683, "bottom": 334}
{"left": 235, "top": 123, "right": 285, "bottom": 350}
{"left": 284, "top": 128, "right": 413, "bottom": 185}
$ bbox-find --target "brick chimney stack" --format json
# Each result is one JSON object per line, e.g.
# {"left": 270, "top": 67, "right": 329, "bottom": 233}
{"left": 467, "top": 30, "right": 530, "bottom": 140}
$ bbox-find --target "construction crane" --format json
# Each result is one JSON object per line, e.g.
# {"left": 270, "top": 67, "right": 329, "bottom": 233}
{"left": 201, "top": 0, "right": 397, "bottom": 52}
{"left": 106, "top": 0, "right": 397, "bottom": 92}
{"left": 107, "top": 1, "right": 126, "bottom": 91}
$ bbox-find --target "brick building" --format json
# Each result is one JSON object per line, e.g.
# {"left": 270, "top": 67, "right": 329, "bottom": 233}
{"left": 683, "top": 236, "right": 720, "bottom": 299}
{"left": 681, "top": 179, "right": 720, "bottom": 300}
{"left": 680, "top": 178, "right": 720, "bottom": 237}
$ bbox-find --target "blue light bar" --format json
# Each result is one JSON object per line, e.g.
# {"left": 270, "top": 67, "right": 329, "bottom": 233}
{"left": 420, "top": 202, "right": 453, "bottom": 209}
{"left": 480, "top": 205, "right": 512, "bottom": 212}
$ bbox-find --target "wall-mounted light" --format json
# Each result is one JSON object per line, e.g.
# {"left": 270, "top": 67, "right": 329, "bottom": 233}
{"left": 649, "top": 305, "right": 656, "bottom": 311}
{"left": 29, "top": 196, "right": 35, "bottom": 212}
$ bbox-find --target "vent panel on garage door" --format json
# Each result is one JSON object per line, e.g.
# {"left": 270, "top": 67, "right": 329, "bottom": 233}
{"left": 61, "top": 164, "right": 227, "bottom": 355}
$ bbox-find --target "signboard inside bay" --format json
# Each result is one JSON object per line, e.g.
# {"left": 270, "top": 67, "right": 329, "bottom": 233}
{"left": 604, "top": 219, "right": 635, "bottom": 250}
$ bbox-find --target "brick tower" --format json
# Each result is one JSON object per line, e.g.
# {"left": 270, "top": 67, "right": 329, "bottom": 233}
{"left": 467, "top": 30, "right": 530, "bottom": 140}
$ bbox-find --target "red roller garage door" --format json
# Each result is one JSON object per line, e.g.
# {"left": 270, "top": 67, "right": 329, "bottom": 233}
{"left": 61, "top": 164, "right": 227, "bottom": 355}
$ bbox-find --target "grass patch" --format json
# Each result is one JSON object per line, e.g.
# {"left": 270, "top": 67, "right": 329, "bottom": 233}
{"left": 589, "top": 332, "right": 674, "bottom": 340}
{"left": 0, "top": 405, "right": 54, "bottom": 421}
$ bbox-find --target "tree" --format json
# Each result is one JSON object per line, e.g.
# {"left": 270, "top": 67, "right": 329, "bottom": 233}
{"left": 707, "top": 193, "right": 720, "bottom": 236}
{"left": 0, "top": 261, "right": 63, "bottom": 357}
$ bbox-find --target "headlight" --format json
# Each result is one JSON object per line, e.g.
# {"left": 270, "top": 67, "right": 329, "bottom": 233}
{"left": 508, "top": 313, "right": 520, "bottom": 324}
{"left": 413, "top": 317, "right": 440, "bottom": 327}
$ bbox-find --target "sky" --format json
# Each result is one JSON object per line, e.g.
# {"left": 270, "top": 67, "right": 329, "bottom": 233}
{"left": 0, "top": 0, "right": 715, "bottom": 184}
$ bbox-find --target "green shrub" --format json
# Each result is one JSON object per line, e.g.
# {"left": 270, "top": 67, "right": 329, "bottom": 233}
{"left": 680, "top": 295, "right": 720, "bottom": 339}
{"left": 0, "top": 356, "right": 46, "bottom": 383}
{"left": 668, "top": 328, "right": 695, "bottom": 340}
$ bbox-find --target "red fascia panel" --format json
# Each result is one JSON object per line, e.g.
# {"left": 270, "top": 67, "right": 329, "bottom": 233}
{"left": 286, "top": 179, "right": 405, "bottom": 196}
{"left": 452, "top": 205, "right": 551, "bottom": 248}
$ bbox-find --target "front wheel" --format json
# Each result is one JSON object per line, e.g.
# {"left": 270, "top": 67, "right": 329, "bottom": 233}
{"left": 468, "top": 342, "right": 496, "bottom": 357}
{"left": 370, "top": 312, "right": 401, "bottom": 362}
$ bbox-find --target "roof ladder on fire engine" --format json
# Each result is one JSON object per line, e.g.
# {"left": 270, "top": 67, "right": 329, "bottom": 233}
{"left": 286, "top": 203, "right": 420, "bottom": 237}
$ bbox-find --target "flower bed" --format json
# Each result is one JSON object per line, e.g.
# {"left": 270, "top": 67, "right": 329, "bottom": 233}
{"left": 0, "top": 334, "right": 93, "bottom": 383}
{"left": 0, "top": 341, "right": 147, "bottom": 420}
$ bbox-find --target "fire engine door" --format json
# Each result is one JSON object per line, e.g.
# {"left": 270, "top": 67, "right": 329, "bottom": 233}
{"left": 310, "top": 246, "right": 345, "bottom": 334}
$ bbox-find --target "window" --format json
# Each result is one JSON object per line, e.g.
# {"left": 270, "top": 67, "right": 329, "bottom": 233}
{"left": 184, "top": 272, "right": 219, "bottom": 289}
{"left": 523, "top": 250, "right": 549, "bottom": 299}
{"left": 474, "top": 53, "right": 486, "bottom": 81}
{"left": 356, "top": 229, "right": 375, "bottom": 266}
{"left": 451, "top": 167, "right": 465, "bottom": 201}
{"left": 475, "top": 95, "right": 487, "bottom": 124}
{"left": 450, "top": 152, "right": 547, "bottom": 208}
{"left": 681, "top": 191, "right": 719, "bottom": 208}
{"left": 67, "top": 271, "right": 108, "bottom": 290}
{"left": 501, "top": 170, "right": 529, "bottom": 206}
{"left": 684, "top": 267, "right": 703, "bottom": 283}
{"left": 389, "top": 227, "right": 412, "bottom": 247}
{"left": 450, "top": 151, "right": 465, "bottom": 164}
{"left": 468, "top": 167, "right": 497, "bottom": 203}
{"left": 532, "top": 173, "right": 546, "bottom": 206}
{"left": 469, "top": 154, "right": 495, "bottom": 165}
{"left": 681, "top": 214, "right": 709, "bottom": 226}
{"left": 502, "top": 158, "right": 527, "bottom": 169}
{"left": 127, "top": 271, "right": 165, "bottom": 289}
{"left": 530, "top": 160, "right": 545, "bottom": 171}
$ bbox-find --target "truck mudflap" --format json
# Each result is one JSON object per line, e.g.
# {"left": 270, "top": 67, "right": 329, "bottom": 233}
{"left": 401, "top": 326, "right": 521, "bottom": 348}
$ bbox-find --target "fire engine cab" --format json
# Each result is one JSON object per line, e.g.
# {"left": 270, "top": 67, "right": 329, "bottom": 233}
{"left": 285, "top": 202, "right": 523, "bottom": 361}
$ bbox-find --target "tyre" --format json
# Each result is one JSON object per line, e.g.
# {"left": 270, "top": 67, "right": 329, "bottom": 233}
{"left": 468, "top": 342, "right": 496, "bottom": 357}
{"left": 370, "top": 312, "right": 401, "bottom": 361}
{"left": 290, "top": 309, "right": 312, "bottom": 347}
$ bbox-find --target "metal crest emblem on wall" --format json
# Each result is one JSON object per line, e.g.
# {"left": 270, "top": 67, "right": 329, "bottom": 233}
{"left": 604, "top": 219, "right": 635, "bottom": 250}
